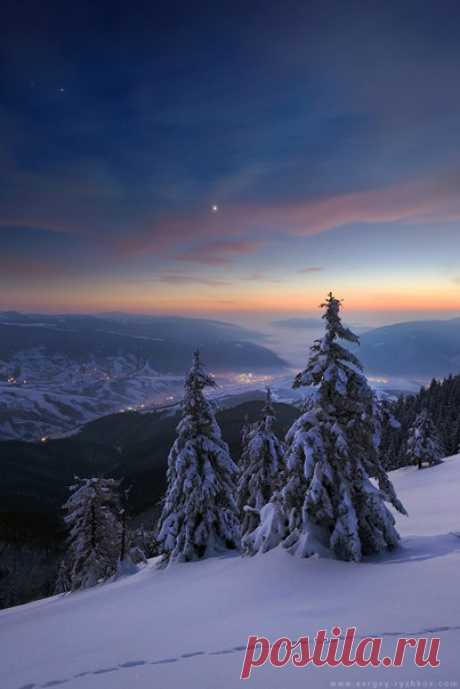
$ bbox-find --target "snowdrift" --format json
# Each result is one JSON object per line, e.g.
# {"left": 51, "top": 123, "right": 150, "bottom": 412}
{"left": 1, "top": 456, "right": 460, "bottom": 689}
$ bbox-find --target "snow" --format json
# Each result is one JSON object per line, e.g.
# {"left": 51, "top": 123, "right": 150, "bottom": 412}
{"left": 1, "top": 457, "right": 460, "bottom": 689}
{"left": 0, "top": 351, "right": 184, "bottom": 441}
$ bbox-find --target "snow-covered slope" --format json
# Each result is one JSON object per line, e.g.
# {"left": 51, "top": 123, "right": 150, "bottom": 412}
{"left": 0, "top": 352, "right": 184, "bottom": 441}
{"left": 1, "top": 457, "right": 460, "bottom": 689}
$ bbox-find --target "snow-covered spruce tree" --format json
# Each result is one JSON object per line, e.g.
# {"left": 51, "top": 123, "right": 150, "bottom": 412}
{"left": 240, "top": 414, "right": 252, "bottom": 450}
{"left": 156, "top": 350, "right": 240, "bottom": 565}
{"left": 378, "top": 399, "right": 404, "bottom": 470}
{"left": 242, "top": 490, "right": 288, "bottom": 555}
{"left": 56, "top": 477, "right": 123, "bottom": 592}
{"left": 406, "top": 410, "right": 443, "bottom": 469}
{"left": 282, "top": 292, "right": 407, "bottom": 562}
{"left": 238, "top": 387, "right": 285, "bottom": 552}
{"left": 115, "top": 489, "right": 140, "bottom": 577}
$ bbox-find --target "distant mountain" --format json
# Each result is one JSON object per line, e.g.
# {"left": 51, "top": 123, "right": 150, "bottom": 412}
{"left": 271, "top": 318, "right": 322, "bottom": 329}
{"left": 271, "top": 318, "right": 369, "bottom": 333}
{"left": 359, "top": 319, "right": 460, "bottom": 378}
{"left": 0, "top": 313, "right": 273, "bottom": 367}
{"left": 0, "top": 313, "right": 286, "bottom": 441}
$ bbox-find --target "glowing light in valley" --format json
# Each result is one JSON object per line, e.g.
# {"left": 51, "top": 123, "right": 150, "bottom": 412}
{"left": 368, "top": 376, "right": 389, "bottom": 384}
{"left": 234, "top": 372, "right": 274, "bottom": 385}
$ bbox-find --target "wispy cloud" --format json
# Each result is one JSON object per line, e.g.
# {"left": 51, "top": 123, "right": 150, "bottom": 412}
{"left": 242, "top": 272, "right": 282, "bottom": 283}
{"left": 283, "top": 173, "right": 460, "bottom": 236}
{"left": 4, "top": 171, "right": 460, "bottom": 290}
{"left": 297, "top": 266, "right": 323, "bottom": 274}
{"left": 121, "top": 274, "right": 231, "bottom": 287}
{"left": 176, "top": 240, "right": 262, "bottom": 266}
{"left": 157, "top": 274, "right": 231, "bottom": 287}
{"left": 114, "top": 169, "right": 460, "bottom": 260}
{"left": 0, "top": 256, "right": 86, "bottom": 284}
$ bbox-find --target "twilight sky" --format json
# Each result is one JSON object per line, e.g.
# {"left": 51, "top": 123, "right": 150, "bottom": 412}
{"left": 2, "top": 0, "right": 460, "bottom": 324}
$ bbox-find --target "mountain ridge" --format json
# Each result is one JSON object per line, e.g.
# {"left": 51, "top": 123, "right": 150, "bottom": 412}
{"left": 358, "top": 318, "right": 460, "bottom": 377}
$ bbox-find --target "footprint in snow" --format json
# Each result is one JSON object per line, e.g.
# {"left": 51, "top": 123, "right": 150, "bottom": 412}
{"left": 20, "top": 626, "right": 459, "bottom": 689}
{"left": 119, "top": 661, "right": 147, "bottom": 668}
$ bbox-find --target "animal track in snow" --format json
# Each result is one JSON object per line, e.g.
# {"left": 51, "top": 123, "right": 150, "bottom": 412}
{"left": 16, "top": 625, "right": 460, "bottom": 689}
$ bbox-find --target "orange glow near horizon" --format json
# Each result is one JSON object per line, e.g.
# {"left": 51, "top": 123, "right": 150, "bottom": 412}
{"left": 5, "top": 281, "right": 460, "bottom": 316}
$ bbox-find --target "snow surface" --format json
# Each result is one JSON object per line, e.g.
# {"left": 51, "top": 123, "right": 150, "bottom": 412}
{"left": 0, "top": 346, "right": 418, "bottom": 442}
{"left": 0, "top": 349, "right": 281, "bottom": 441}
{"left": 0, "top": 350, "right": 185, "bottom": 441}
{"left": 1, "top": 457, "right": 460, "bottom": 689}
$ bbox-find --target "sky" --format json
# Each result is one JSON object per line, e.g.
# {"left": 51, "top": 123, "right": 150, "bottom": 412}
{"left": 2, "top": 0, "right": 460, "bottom": 325}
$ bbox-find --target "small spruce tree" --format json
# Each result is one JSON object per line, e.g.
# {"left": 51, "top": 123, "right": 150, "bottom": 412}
{"left": 56, "top": 477, "right": 122, "bottom": 592}
{"left": 156, "top": 350, "right": 240, "bottom": 565}
{"left": 238, "top": 387, "right": 285, "bottom": 552}
{"left": 242, "top": 490, "right": 288, "bottom": 555}
{"left": 282, "top": 292, "right": 407, "bottom": 562}
{"left": 407, "top": 410, "right": 443, "bottom": 469}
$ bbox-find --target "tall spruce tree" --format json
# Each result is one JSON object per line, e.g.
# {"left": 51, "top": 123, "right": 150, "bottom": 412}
{"left": 407, "top": 410, "right": 444, "bottom": 469}
{"left": 238, "top": 388, "right": 285, "bottom": 551}
{"left": 55, "top": 477, "right": 122, "bottom": 592}
{"left": 282, "top": 292, "right": 407, "bottom": 562}
{"left": 156, "top": 350, "right": 240, "bottom": 565}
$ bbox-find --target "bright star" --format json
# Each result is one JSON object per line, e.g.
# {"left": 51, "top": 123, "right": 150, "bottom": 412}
{"left": 211, "top": 204, "right": 219, "bottom": 213}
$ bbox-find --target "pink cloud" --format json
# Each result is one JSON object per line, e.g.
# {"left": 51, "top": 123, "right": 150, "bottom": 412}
{"left": 279, "top": 174, "right": 460, "bottom": 236}
{"left": 8, "top": 170, "right": 459, "bottom": 265}
{"left": 242, "top": 272, "right": 281, "bottom": 283}
{"left": 297, "top": 266, "right": 323, "bottom": 274}
{"left": 176, "top": 240, "right": 263, "bottom": 265}
{"left": 0, "top": 256, "right": 76, "bottom": 281}
{"left": 157, "top": 274, "right": 231, "bottom": 286}
{"left": 116, "top": 170, "right": 460, "bottom": 260}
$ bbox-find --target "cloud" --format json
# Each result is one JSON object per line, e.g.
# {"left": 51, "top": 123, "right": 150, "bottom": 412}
{"left": 0, "top": 257, "right": 56, "bottom": 278}
{"left": 176, "top": 240, "right": 262, "bottom": 266}
{"left": 270, "top": 172, "right": 460, "bottom": 237}
{"left": 4, "top": 169, "right": 460, "bottom": 278}
{"left": 297, "top": 266, "right": 323, "bottom": 274}
{"left": 120, "top": 274, "right": 232, "bottom": 287}
{"left": 0, "top": 256, "right": 82, "bottom": 284}
{"left": 242, "top": 272, "right": 274, "bottom": 281}
{"left": 0, "top": 160, "right": 130, "bottom": 237}
{"left": 157, "top": 274, "right": 231, "bottom": 287}
{"left": 114, "top": 169, "right": 460, "bottom": 261}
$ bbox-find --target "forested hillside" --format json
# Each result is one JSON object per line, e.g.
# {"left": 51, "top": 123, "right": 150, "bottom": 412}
{"left": 381, "top": 374, "right": 460, "bottom": 469}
